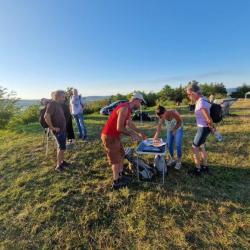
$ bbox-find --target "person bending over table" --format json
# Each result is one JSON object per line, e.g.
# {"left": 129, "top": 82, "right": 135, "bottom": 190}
{"left": 101, "top": 92, "right": 147, "bottom": 190}
{"left": 153, "top": 105, "right": 183, "bottom": 170}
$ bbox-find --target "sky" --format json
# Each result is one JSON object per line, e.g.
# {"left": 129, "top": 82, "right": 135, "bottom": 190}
{"left": 0, "top": 0, "right": 250, "bottom": 99}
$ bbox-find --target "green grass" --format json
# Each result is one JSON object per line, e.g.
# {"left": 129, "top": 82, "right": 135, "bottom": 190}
{"left": 0, "top": 100, "right": 250, "bottom": 249}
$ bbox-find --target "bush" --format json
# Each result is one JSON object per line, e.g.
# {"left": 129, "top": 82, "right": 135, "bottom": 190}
{"left": 84, "top": 99, "right": 110, "bottom": 114}
{"left": 0, "top": 86, "right": 19, "bottom": 129}
{"left": 7, "top": 105, "right": 40, "bottom": 129}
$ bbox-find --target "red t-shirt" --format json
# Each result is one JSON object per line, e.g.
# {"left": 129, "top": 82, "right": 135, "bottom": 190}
{"left": 102, "top": 102, "right": 132, "bottom": 138}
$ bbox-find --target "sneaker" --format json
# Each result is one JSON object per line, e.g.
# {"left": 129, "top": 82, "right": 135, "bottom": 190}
{"left": 61, "top": 161, "right": 71, "bottom": 168}
{"left": 174, "top": 162, "right": 182, "bottom": 170}
{"left": 167, "top": 159, "right": 176, "bottom": 167}
{"left": 111, "top": 179, "right": 127, "bottom": 190}
{"left": 188, "top": 167, "right": 202, "bottom": 176}
{"left": 55, "top": 164, "right": 64, "bottom": 172}
{"left": 201, "top": 165, "right": 209, "bottom": 174}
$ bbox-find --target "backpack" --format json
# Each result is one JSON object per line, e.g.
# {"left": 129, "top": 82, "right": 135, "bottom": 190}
{"left": 154, "top": 155, "right": 167, "bottom": 173}
{"left": 204, "top": 99, "right": 223, "bottom": 123}
{"left": 125, "top": 148, "right": 156, "bottom": 181}
{"left": 39, "top": 107, "right": 49, "bottom": 128}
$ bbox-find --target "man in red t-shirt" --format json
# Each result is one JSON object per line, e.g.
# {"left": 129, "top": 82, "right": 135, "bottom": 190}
{"left": 101, "top": 92, "right": 147, "bottom": 190}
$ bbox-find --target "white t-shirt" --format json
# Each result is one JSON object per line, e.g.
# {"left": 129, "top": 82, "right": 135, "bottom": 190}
{"left": 70, "top": 95, "right": 84, "bottom": 115}
{"left": 195, "top": 97, "right": 211, "bottom": 127}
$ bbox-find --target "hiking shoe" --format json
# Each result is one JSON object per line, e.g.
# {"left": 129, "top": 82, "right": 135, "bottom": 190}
{"left": 188, "top": 167, "right": 202, "bottom": 176}
{"left": 61, "top": 161, "right": 71, "bottom": 168}
{"left": 120, "top": 175, "right": 132, "bottom": 183}
{"left": 201, "top": 165, "right": 210, "bottom": 174}
{"left": 111, "top": 179, "right": 127, "bottom": 190}
{"left": 55, "top": 165, "right": 64, "bottom": 172}
{"left": 174, "top": 162, "right": 182, "bottom": 170}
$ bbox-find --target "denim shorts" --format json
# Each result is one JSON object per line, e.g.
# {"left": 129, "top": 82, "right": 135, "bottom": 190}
{"left": 193, "top": 127, "right": 211, "bottom": 147}
{"left": 54, "top": 132, "right": 67, "bottom": 150}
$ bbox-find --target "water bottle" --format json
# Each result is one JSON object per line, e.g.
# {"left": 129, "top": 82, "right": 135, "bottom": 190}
{"left": 214, "top": 131, "right": 223, "bottom": 142}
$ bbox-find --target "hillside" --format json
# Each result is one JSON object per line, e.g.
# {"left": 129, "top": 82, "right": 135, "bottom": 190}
{"left": 0, "top": 100, "right": 250, "bottom": 249}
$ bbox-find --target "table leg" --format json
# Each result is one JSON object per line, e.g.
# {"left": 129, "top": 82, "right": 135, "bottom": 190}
{"left": 163, "top": 157, "right": 165, "bottom": 185}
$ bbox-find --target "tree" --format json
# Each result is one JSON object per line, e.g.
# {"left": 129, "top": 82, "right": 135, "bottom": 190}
{"left": 231, "top": 84, "right": 250, "bottom": 98}
{"left": 200, "top": 82, "right": 227, "bottom": 96}
{"left": 158, "top": 85, "right": 175, "bottom": 101}
{"left": 0, "top": 86, "right": 19, "bottom": 129}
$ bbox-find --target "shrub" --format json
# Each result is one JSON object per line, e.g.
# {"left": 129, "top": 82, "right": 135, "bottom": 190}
{"left": 0, "top": 86, "right": 19, "bottom": 129}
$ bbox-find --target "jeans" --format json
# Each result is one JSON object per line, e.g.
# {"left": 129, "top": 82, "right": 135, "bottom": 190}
{"left": 167, "top": 127, "right": 183, "bottom": 159}
{"left": 73, "top": 113, "right": 87, "bottom": 139}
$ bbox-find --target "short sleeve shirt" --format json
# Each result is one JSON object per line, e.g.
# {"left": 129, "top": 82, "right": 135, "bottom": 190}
{"left": 195, "top": 97, "right": 211, "bottom": 127}
{"left": 70, "top": 95, "right": 84, "bottom": 115}
{"left": 46, "top": 101, "right": 66, "bottom": 132}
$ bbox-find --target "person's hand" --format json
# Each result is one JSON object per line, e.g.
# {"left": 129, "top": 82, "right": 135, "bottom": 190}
{"left": 153, "top": 136, "right": 160, "bottom": 143}
{"left": 131, "top": 133, "right": 140, "bottom": 142}
{"left": 53, "top": 127, "right": 60, "bottom": 132}
{"left": 138, "top": 132, "right": 147, "bottom": 140}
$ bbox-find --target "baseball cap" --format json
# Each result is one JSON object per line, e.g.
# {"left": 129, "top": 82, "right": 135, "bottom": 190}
{"left": 131, "top": 91, "right": 146, "bottom": 104}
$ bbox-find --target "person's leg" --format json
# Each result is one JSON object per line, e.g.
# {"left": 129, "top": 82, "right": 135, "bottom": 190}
{"left": 167, "top": 130, "right": 174, "bottom": 159}
{"left": 192, "top": 145, "right": 201, "bottom": 168}
{"left": 175, "top": 127, "right": 183, "bottom": 163}
{"left": 200, "top": 144, "right": 207, "bottom": 166}
{"left": 81, "top": 114, "right": 88, "bottom": 139}
{"left": 78, "top": 113, "right": 87, "bottom": 139}
{"left": 66, "top": 116, "right": 75, "bottom": 141}
{"left": 112, "top": 163, "right": 121, "bottom": 181}
{"left": 73, "top": 114, "right": 83, "bottom": 138}
{"left": 57, "top": 149, "right": 65, "bottom": 166}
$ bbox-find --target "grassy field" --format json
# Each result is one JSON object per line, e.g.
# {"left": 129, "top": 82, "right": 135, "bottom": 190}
{"left": 0, "top": 100, "right": 250, "bottom": 249}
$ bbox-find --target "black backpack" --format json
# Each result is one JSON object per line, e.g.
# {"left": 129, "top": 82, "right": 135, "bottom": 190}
{"left": 39, "top": 107, "right": 49, "bottom": 128}
{"left": 204, "top": 100, "right": 223, "bottom": 123}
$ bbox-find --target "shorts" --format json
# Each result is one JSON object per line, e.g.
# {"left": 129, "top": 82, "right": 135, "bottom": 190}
{"left": 101, "top": 134, "right": 125, "bottom": 165}
{"left": 54, "top": 131, "right": 67, "bottom": 150}
{"left": 193, "top": 127, "right": 211, "bottom": 147}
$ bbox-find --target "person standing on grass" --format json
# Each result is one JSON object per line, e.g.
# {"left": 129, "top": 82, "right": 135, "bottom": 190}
{"left": 101, "top": 92, "right": 147, "bottom": 190}
{"left": 153, "top": 105, "right": 184, "bottom": 170}
{"left": 44, "top": 90, "right": 71, "bottom": 171}
{"left": 186, "top": 82, "right": 214, "bottom": 176}
{"left": 70, "top": 89, "right": 88, "bottom": 141}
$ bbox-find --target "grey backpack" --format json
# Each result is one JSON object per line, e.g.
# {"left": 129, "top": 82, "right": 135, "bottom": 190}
{"left": 154, "top": 155, "right": 167, "bottom": 174}
{"left": 125, "top": 148, "right": 156, "bottom": 181}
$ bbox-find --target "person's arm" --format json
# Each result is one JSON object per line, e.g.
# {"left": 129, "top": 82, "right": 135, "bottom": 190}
{"left": 127, "top": 118, "right": 147, "bottom": 139}
{"left": 201, "top": 108, "right": 214, "bottom": 129}
{"left": 44, "top": 113, "right": 60, "bottom": 132}
{"left": 153, "top": 118, "right": 164, "bottom": 141}
{"left": 117, "top": 107, "right": 133, "bottom": 136}
{"left": 171, "top": 110, "right": 182, "bottom": 133}
{"left": 44, "top": 103, "right": 60, "bottom": 132}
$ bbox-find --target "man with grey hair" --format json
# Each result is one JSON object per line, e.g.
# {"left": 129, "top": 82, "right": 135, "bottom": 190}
{"left": 186, "top": 82, "right": 214, "bottom": 176}
{"left": 44, "top": 90, "right": 70, "bottom": 171}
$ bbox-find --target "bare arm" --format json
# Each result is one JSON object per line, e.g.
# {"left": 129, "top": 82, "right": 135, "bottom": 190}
{"left": 117, "top": 107, "right": 133, "bottom": 136}
{"left": 153, "top": 118, "right": 164, "bottom": 140}
{"left": 126, "top": 118, "right": 147, "bottom": 139}
{"left": 201, "top": 108, "right": 213, "bottom": 128}
{"left": 171, "top": 110, "right": 182, "bottom": 131}
{"left": 44, "top": 113, "right": 60, "bottom": 132}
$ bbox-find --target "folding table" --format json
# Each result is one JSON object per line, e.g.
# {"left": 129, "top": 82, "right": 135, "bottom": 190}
{"left": 136, "top": 139, "right": 167, "bottom": 184}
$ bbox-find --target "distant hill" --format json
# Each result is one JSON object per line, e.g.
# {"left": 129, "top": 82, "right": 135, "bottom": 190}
{"left": 17, "top": 96, "right": 109, "bottom": 109}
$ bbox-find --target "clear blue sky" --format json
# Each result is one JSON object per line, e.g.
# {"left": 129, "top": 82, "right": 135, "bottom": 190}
{"left": 1, "top": 0, "right": 250, "bottom": 99}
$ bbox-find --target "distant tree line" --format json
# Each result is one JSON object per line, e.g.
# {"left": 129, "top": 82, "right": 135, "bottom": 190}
{"left": 0, "top": 82, "right": 248, "bottom": 129}
{"left": 231, "top": 84, "right": 250, "bottom": 98}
